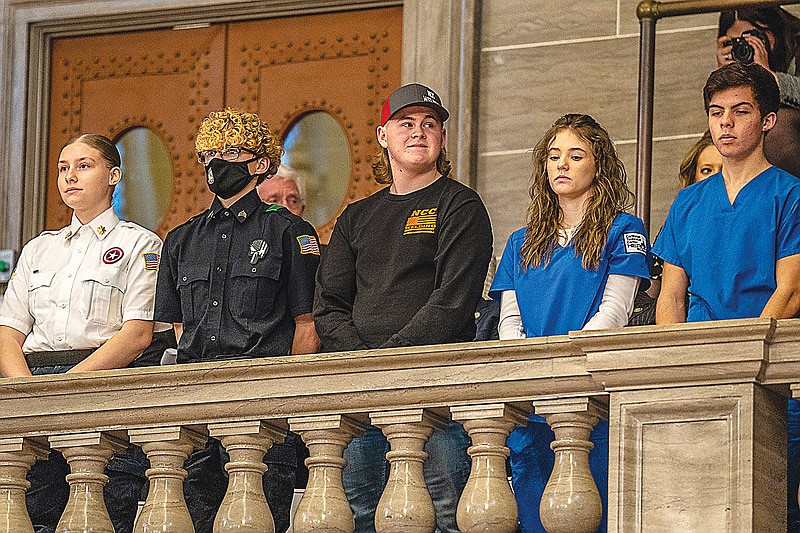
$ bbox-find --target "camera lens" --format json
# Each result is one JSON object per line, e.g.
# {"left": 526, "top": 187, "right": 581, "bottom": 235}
{"left": 731, "top": 37, "right": 755, "bottom": 64}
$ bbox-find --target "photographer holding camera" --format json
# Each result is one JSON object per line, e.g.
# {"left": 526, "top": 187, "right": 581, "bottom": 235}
{"left": 715, "top": 8, "right": 800, "bottom": 178}
{"left": 716, "top": 7, "right": 800, "bottom": 107}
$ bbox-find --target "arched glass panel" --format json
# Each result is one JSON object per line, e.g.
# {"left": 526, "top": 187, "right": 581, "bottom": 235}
{"left": 113, "top": 127, "right": 173, "bottom": 231}
{"left": 282, "top": 111, "right": 351, "bottom": 227}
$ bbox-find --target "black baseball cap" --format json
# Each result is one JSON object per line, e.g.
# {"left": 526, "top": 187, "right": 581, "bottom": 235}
{"left": 380, "top": 83, "right": 449, "bottom": 126}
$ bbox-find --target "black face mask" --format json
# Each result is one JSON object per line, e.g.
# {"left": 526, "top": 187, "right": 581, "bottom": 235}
{"left": 205, "top": 157, "right": 258, "bottom": 199}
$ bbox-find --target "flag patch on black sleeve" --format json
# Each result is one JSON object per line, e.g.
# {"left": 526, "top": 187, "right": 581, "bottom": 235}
{"left": 297, "top": 235, "right": 320, "bottom": 255}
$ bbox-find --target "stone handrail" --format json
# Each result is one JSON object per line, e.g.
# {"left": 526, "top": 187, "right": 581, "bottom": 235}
{"left": 0, "top": 317, "right": 796, "bottom": 532}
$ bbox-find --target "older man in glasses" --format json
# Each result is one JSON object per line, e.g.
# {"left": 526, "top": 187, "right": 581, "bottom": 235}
{"left": 154, "top": 107, "right": 321, "bottom": 533}
{"left": 257, "top": 164, "right": 307, "bottom": 217}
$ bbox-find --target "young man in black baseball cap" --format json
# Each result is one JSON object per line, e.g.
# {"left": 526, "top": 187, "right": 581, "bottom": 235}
{"left": 315, "top": 83, "right": 493, "bottom": 532}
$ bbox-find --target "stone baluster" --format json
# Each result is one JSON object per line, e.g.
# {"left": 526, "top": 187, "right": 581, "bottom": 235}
{"left": 288, "top": 414, "right": 365, "bottom": 533}
{"left": 129, "top": 426, "right": 207, "bottom": 533}
{"left": 49, "top": 432, "right": 128, "bottom": 533}
{"left": 0, "top": 437, "right": 49, "bottom": 533}
{"left": 209, "top": 420, "right": 286, "bottom": 533}
{"left": 533, "top": 397, "right": 606, "bottom": 533}
{"left": 450, "top": 404, "right": 528, "bottom": 533}
{"left": 371, "top": 409, "right": 447, "bottom": 533}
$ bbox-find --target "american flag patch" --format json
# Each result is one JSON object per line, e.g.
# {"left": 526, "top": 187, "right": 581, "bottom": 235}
{"left": 297, "top": 235, "right": 320, "bottom": 255}
{"left": 142, "top": 252, "right": 160, "bottom": 270}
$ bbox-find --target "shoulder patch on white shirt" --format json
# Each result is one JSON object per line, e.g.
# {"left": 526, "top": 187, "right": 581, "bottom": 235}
{"left": 623, "top": 232, "right": 647, "bottom": 255}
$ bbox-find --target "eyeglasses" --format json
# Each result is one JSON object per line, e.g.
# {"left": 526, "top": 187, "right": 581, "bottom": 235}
{"left": 197, "top": 147, "right": 252, "bottom": 164}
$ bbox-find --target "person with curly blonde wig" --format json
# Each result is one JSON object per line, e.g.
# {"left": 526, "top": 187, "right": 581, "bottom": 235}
{"left": 155, "top": 108, "right": 320, "bottom": 533}
{"left": 490, "top": 113, "right": 650, "bottom": 533}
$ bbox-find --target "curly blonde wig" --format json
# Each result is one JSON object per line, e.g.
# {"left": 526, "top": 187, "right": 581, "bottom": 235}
{"left": 195, "top": 108, "right": 282, "bottom": 179}
{"left": 520, "top": 113, "right": 634, "bottom": 271}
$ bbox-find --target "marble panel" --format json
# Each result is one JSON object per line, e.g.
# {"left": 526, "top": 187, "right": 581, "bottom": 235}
{"left": 640, "top": 418, "right": 730, "bottom": 530}
{"left": 478, "top": 35, "right": 638, "bottom": 155}
{"left": 651, "top": 28, "right": 718, "bottom": 134}
{"left": 609, "top": 383, "right": 786, "bottom": 533}
{"left": 477, "top": 28, "right": 715, "bottom": 155}
{"left": 618, "top": 0, "right": 719, "bottom": 35}
{"left": 475, "top": 152, "right": 532, "bottom": 251}
{"left": 481, "top": 0, "right": 617, "bottom": 49}
{"left": 752, "top": 384, "right": 788, "bottom": 532}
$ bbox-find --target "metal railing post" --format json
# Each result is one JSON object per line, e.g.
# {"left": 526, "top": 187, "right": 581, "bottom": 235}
{"left": 634, "top": 0, "right": 800, "bottom": 234}
{"left": 636, "top": 1, "right": 657, "bottom": 234}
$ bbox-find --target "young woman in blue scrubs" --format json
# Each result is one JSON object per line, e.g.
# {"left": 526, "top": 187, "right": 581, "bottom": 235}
{"left": 490, "top": 114, "right": 650, "bottom": 533}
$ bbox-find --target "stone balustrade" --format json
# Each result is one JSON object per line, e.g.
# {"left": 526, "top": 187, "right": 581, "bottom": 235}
{"left": 0, "top": 318, "right": 797, "bottom": 532}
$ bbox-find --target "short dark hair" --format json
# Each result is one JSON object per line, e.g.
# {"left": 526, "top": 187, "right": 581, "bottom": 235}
{"left": 703, "top": 62, "right": 780, "bottom": 117}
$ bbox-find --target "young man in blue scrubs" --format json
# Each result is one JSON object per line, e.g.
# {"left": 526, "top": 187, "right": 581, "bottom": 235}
{"left": 655, "top": 62, "right": 800, "bottom": 322}
{"left": 654, "top": 61, "right": 800, "bottom": 528}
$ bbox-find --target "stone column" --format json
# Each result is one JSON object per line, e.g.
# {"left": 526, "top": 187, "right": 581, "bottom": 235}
{"left": 450, "top": 404, "right": 528, "bottom": 533}
{"left": 577, "top": 318, "right": 785, "bottom": 532}
{"left": 609, "top": 382, "right": 786, "bottom": 533}
{"left": 371, "top": 409, "right": 447, "bottom": 533}
{"left": 289, "top": 414, "right": 365, "bottom": 533}
{"left": 208, "top": 420, "right": 286, "bottom": 533}
{"left": 532, "top": 397, "right": 605, "bottom": 533}
{"left": 129, "top": 426, "right": 207, "bottom": 533}
{"left": 0, "top": 437, "right": 49, "bottom": 533}
{"left": 49, "top": 432, "right": 128, "bottom": 533}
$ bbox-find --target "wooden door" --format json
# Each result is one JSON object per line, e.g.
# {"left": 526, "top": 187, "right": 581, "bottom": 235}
{"left": 46, "top": 7, "right": 403, "bottom": 241}
{"left": 226, "top": 8, "right": 402, "bottom": 240}
{"left": 48, "top": 26, "right": 226, "bottom": 235}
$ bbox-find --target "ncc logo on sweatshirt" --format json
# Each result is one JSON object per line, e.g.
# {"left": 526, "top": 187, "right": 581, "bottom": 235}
{"left": 404, "top": 208, "right": 438, "bottom": 235}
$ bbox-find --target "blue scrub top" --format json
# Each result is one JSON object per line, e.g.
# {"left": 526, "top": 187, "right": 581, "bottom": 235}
{"left": 490, "top": 212, "right": 650, "bottom": 337}
{"left": 653, "top": 166, "right": 800, "bottom": 322}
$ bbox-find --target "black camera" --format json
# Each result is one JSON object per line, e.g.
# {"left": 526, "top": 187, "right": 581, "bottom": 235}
{"left": 729, "top": 29, "right": 770, "bottom": 64}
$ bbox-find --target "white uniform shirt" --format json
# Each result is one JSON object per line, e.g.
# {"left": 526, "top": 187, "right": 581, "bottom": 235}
{"left": 0, "top": 208, "right": 162, "bottom": 354}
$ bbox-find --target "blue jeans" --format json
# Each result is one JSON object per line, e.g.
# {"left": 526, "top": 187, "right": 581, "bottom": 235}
{"left": 342, "top": 421, "right": 471, "bottom": 533}
{"left": 28, "top": 363, "right": 146, "bottom": 533}
{"left": 184, "top": 436, "right": 297, "bottom": 533}
{"left": 509, "top": 416, "right": 608, "bottom": 533}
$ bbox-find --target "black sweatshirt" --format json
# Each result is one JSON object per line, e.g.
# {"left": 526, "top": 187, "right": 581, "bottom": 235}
{"left": 314, "top": 176, "right": 493, "bottom": 351}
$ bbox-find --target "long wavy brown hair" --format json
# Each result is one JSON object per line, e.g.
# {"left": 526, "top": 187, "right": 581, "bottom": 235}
{"left": 519, "top": 114, "right": 633, "bottom": 271}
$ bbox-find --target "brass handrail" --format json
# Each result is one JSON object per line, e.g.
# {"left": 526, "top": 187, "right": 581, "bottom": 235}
{"left": 635, "top": 0, "right": 800, "bottom": 233}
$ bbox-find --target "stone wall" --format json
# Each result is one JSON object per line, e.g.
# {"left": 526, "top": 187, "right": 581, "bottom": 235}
{"left": 2, "top": 1, "right": 797, "bottom": 256}
{"left": 475, "top": 1, "right": 800, "bottom": 251}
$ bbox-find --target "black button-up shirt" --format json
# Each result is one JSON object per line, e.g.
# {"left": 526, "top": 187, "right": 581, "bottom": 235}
{"left": 155, "top": 189, "right": 319, "bottom": 363}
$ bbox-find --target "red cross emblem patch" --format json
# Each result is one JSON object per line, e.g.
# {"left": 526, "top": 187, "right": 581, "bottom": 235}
{"left": 103, "top": 247, "right": 124, "bottom": 264}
